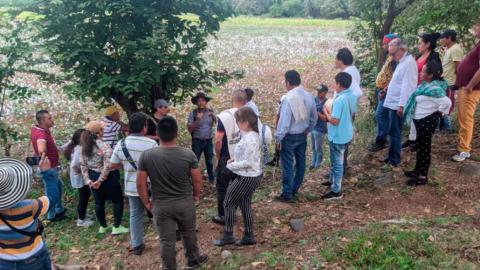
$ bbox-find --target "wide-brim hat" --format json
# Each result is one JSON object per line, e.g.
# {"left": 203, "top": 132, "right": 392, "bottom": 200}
{"left": 0, "top": 158, "right": 33, "bottom": 210}
{"left": 191, "top": 92, "right": 212, "bottom": 105}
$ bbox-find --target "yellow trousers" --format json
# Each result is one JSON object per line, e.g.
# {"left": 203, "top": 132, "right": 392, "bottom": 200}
{"left": 457, "top": 88, "right": 480, "bottom": 152}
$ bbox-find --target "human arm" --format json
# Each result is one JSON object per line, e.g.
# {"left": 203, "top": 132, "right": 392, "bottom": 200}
{"left": 187, "top": 112, "right": 199, "bottom": 133}
{"left": 438, "top": 96, "right": 452, "bottom": 115}
{"left": 98, "top": 141, "right": 113, "bottom": 183}
{"left": 398, "top": 60, "right": 419, "bottom": 116}
{"left": 191, "top": 168, "right": 202, "bottom": 203}
{"left": 214, "top": 119, "right": 225, "bottom": 158}
{"left": 317, "top": 111, "right": 328, "bottom": 122}
{"left": 323, "top": 107, "right": 339, "bottom": 126}
{"left": 465, "top": 68, "right": 480, "bottom": 92}
{"left": 275, "top": 100, "right": 292, "bottom": 143}
{"left": 109, "top": 143, "right": 123, "bottom": 171}
{"left": 226, "top": 134, "right": 257, "bottom": 171}
{"left": 136, "top": 170, "right": 151, "bottom": 210}
{"left": 307, "top": 96, "right": 319, "bottom": 133}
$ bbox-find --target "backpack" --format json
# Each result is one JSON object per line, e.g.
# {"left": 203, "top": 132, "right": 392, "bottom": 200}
{"left": 258, "top": 120, "right": 273, "bottom": 166}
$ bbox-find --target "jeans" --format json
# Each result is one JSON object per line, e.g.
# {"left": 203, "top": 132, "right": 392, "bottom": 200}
{"left": 89, "top": 170, "right": 124, "bottom": 228}
{"left": 375, "top": 94, "right": 390, "bottom": 145}
{"left": 328, "top": 141, "right": 348, "bottom": 193}
{"left": 439, "top": 115, "right": 452, "bottom": 131}
{"left": 128, "top": 196, "right": 145, "bottom": 248}
{"left": 40, "top": 168, "right": 64, "bottom": 220}
{"left": 192, "top": 138, "right": 215, "bottom": 181}
{"left": 386, "top": 108, "right": 402, "bottom": 166}
{"left": 280, "top": 133, "right": 307, "bottom": 200}
{"left": 152, "top": 197, "right": 200, "bottom": 270}
{"left": 0, "top": 246, "right": 52, "bottom": 270}
{"left": 310, "top": 131, "right": 325, "bottom": 168}
{"left": 215, "top": 156, "right": 236, "bottom": 218}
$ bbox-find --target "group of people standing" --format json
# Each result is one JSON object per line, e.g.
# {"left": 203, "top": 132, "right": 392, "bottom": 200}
{"left": 1, "top": 19, "right": 480, "bottom": 270}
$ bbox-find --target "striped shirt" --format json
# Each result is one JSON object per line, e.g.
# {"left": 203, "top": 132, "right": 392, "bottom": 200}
{"left": 0, "top": 196, "right": 49, "bottom": 261}
{"left": 102, "top": 117, "right": 122, "bottom": 149}
{"left": 111, "top": 135, "right": 158, "bottom": 196}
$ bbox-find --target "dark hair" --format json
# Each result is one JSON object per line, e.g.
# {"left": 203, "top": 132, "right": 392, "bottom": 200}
{"left": 35, "top": 110, "right": 49, "bottom": 124}
{"left": 335, "top": 72, "right": 352, "bottom": 89}
{"left": 441, "top": 29, "right": 457, "bottom": 42}
{"left": 80, "top": 130, "right": 98, "bottom": 158}
{"left": 234, "top": 107, "right": 259, "bottom": 133}
{"left": 336, "top": 48, "right": 354, "bottom": 65}
{"left": 63, "top": 128, "right": 85, "bottom": 161}
{"left": 129, "top": 112, "right": 147, "bottom": 133}
{"left": 156, "top": 116, "right": 178, "bottom": 142}
{"left": 419, "top": 32, "right": 441, "bottom": 52}
{"left": 244, "top": 88, "right": 254, "bottom": 101}
{"left": 425, "top": 60, "right": 444, "bottom": 81}
{"left": 284, "top": 70, "right": 301, "bottom": 86}
{"left": 317, "top": 84, "right": 329, "bottom": 93}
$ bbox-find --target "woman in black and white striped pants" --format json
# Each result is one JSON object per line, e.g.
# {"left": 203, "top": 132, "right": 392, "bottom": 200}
{"left": 213, "top": 107, "right": 263, "bottom": 246}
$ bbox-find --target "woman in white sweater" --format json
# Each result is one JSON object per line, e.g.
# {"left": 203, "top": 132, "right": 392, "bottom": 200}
{"left": 403, "top": 60, "right": 451, "bottom": 186}
{"left": 214, "top": 107, "right": 263, "bottom": 246}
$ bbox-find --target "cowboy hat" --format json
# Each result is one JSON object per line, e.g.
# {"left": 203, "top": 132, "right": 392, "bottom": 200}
{"left": 0, "top": 158, "right": 33, "bottom": 210}
{"left": 191, "top": 92, "right": 212, "bottom": 105}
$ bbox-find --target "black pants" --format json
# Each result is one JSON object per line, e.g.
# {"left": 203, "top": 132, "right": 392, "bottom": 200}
{"left": 77, "top": 185, "right": 91, "bottom": 220}
{"left": 152, "top": 197, "right": 200, "bottom": 270}
{"left": 216, "top": 156, "right": 236, "bottom": 218}
{"left": 224, "top": 175, "right": 262, "bottom": 233}
{"left": 413, "top": 112, "right": 440, "bottom": 177}
{"left": 192, "top": 138, "right": 215, "bottom": 181}
{"left": 89, "top": 170, "right": 124, "bottom": 227}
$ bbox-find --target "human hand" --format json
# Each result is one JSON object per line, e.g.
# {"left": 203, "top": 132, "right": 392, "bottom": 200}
{"left": 91, "top": 180, "right": 101, "bottom": 189}
{"left": 465, "top": 85, "right": 473, "bottom": 93}
{"left": 397, "top": 107, "right": 403, "bottom": 118}
{"left": 379, "top": 91, "right": 386, "bottom": 100}
{"left": 276, "top": 143, "right": 282, "bottom": 151}
{"left": 194, "top": 196, "right": 200, "bottom": 205}
{"left": 227, "top": 159, "right": 234, "bottom": 164}
{"left": 196, "top": 112, "right": 204, "bottom": 119}
{"left": 38, "top": 153, "right": 51, "bottom": 172}
{"left": 145, "top": 200, "right": 152, "bottom": 211}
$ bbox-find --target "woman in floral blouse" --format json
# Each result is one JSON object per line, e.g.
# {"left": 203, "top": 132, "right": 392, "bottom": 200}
{"left": 79, "top": 121, "right": 129, "bottom": 235}
{"left": 214, "top": 107, "right": 263, "bottom": 246}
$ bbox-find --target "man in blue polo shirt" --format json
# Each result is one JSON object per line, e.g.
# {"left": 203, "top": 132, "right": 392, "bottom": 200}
{"left": 322, "top": 72, "right": 357, "bottom": 200}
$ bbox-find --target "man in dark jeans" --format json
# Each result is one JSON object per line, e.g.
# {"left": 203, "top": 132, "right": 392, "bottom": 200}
{"left": 137, "top": 116, "right": 207, "bottom": 270}
{"left": 187, "top": 92, "right": 216, "bottom": 183}
{"left": 212, "top": 89, "right": 246, "bottom": 225}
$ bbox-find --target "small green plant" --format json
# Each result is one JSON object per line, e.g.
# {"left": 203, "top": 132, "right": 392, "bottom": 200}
{"left": 223, "top": 255, "right": 244, "bottom": 270}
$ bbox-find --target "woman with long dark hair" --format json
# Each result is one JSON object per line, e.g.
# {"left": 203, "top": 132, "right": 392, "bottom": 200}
{"left": 79, "top": 121, "right": 128, "bottom": 235}
{"left": 63, "top": 128, "right": 93, "bottom": 227}
{"left": 403, "top": 61, "right": 451, "bottom": 186}
{"left": 403, "top": 32, "right": 442, "bottom": 150}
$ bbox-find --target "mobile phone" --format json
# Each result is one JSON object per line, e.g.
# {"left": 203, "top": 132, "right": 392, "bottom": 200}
{"left": 26, "top": 156, "right": 41, "bottom": 166}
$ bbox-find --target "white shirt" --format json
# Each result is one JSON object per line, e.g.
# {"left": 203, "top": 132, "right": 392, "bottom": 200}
{"left": 245, "top": 101, "right": 260, "bottom": 116}
{"left": 384, "top": 54, "right": 418, "bottom": 110}
{"left": 69, "top": 146, "right": 85, "bottom": 189}
{"left": 413, "top": 96, "right": 452, "bottom": 120}
{"left": 110, "top": 135, "right": 157, "bottom": 197}
{"left": 344, "top": 65, "right": 363, "bottom": 97}
{"left": 226, "top": 131, "right": 262, "bottom": 177}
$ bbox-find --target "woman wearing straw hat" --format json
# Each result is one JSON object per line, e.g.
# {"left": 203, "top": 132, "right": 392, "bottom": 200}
{"left": 79, "top": 121, "right": 129, "bottom": 235}
{"left": 0, "top": 154, "right": 53, "bottom": 270}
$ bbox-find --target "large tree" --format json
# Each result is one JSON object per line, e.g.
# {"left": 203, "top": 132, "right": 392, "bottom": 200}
{"left": 35, "top": 0, "right": 237, "bottom": 115}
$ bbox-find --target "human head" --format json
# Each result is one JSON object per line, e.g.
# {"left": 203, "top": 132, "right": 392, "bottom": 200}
{"left": 105, "top": 105, "right": 121, "bottom": 121}
{"left": 388, "top": 38, "right": 408, "bottom": 61}
{"left": 128, "top": 112, "right": 148, "bottom": 134}
{"left": 35, "top": 110, "right": 54, "bottom": 128}
{"left": 154, "top": 99, "right": 170, "bottom": 116}
{"left": 383, "top": 34, "right": 399, "bottom": 51}
{"left": 440, "top": 29, "right": 457, "bottom": 47}
{"left": 81, "top": 121, "right": 104, "bottom": 157}
{"left": 244, "top": 88, "right": 254, "bottom": 102}
{"left": 316, "top": 84, "right": 328, "bottom": 99}
{"left": 63, "top": 128, "right": 85, "bottom": 161}
{"left": 156, "top": 116, "right": 178, "bottom": 143}
{"left": 472, "top": 20, "right": 480, "bottom": 39}
{"left": 334, "top": 72, "right": 352, "bottom": 93}
{"left": 421, "top": 60, "right": 443, "bottom": 83}
{"left": 335, "top": 48, "right": 354, "bottom": 69}
{"left": 234, "top": 106, "right": 259, "bottom": 133}
{"left": 191, "top": 92, "right": 211, "bottom": 110}
{"left": 418, "top": 32, "right": 441, "bottom": 55}
{"left": 232, "top": 89, "right": 247, "bottom": 108}
{"left": 284, "top": 70, "right": 301, "bottom": 90}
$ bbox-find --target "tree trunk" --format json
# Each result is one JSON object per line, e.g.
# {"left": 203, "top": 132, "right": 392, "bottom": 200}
{"left": 376, "top": 0, "right": 397, "bottom": 70}
{"left": 113, "top": 93, "right": 139, "bottom": 117}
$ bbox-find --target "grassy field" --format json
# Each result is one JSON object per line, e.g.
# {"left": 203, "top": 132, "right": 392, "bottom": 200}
{"left": 7, "top": 16, "right": 480, "bottom": 269}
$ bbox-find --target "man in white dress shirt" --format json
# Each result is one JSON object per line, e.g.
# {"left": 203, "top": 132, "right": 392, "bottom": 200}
{"left": 383, "top": 38, "right": 418, "bottom": 166}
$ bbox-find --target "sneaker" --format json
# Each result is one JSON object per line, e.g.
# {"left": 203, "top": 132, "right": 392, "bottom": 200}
{"left": 211, "top": 215, "right": 225, "bottom": 225}
{"left": 452, "top": 152, "right": 471, "bottom": 162}
{"left": 274, "top": 195, "right": 294, "bottom": 204}
{"left": 213, "top": 232, "right": 236, "bottom": 246}
{"left": 76, "top": 219, "right": 94, "bottom": 228}
{"left": 403, "top": 170, "right": 418, "bottom": 178}
{"left": 321, "top": 181, "right": 332, "bottom": 187}
{"left": 235, "top": 234, "right": 256, "bottom": 246}
{"left": 112, "top": 225, "right": 129, "bottom": 235}
{"left": 321, "top": 191, "right": 343, "bottom": 201}
{"left": 130, "top": 243, "right": 145, "bottom": 256}
{"left": 406, "top": 176, "right": 428, "bottom": 186}
{"left": 50, "top": 209, "right": 67, "bottom": 222}
{"left": 187, "top": 255, "right": 208, "bottom": 269}
{"left": 98, "top": 226, "right": 108, "bottom": 234}
{"left": 368, "top": 142, "right": 386, "bottom": 152}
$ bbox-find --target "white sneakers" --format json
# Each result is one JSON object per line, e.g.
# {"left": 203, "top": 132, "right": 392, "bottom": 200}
{"left": 76, "top": 218, "right": 94, "bottom": 228}
{"left": 452, "top": 152, "right": 471, "bottom": 162}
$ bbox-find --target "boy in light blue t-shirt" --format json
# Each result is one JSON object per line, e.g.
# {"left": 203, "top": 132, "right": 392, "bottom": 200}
{"left": 322, "top": 72, "right": 356, "bottom": 200}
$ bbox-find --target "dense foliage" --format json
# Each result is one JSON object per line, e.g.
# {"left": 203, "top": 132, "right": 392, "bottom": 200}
{"left": 35, "top": 0, "right": 239, "bottom": 115}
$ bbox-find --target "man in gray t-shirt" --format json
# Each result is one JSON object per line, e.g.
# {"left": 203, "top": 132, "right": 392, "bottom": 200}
{"left": 187, "top": 92, "right": 216, "bottom": 183}
{"left": 137, "top": 116, "right": 207, "bottom": 269}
